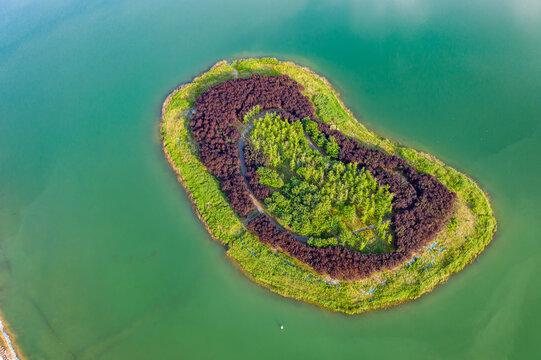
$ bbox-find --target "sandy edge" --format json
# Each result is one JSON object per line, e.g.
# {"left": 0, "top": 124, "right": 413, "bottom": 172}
{"left": 0, "top": 311, "right": 24, "bottom": 360}
{"left": 160, "top": 58, "right": 497, "bottom": 315}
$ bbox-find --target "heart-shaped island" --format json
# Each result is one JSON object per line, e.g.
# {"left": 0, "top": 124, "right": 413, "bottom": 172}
{"left": 161, "top": 58, "right": 496, "bottom": 314}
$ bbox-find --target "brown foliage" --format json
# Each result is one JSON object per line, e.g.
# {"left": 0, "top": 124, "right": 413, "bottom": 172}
{"left": 190, "top": 74, "right": 456, "bottom": 279}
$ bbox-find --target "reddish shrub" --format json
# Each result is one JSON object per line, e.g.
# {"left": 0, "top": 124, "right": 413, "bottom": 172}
{"left": 190, "top": 74, "right": 456, "bottom": 279}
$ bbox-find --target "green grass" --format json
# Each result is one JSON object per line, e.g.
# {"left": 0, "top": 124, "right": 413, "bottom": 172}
{"left": 161, "top": 58, "right": 496, "bottom": 314}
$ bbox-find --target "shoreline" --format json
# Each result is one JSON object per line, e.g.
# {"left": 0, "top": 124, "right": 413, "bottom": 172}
{"left": 160, "top": 61, "right": 230, "bottom": 248}
{"left": 0, "top": 313, "right": 23, "bottom": 360}
{"left": 160, "top": 58, "right": 497, "bottom": 314}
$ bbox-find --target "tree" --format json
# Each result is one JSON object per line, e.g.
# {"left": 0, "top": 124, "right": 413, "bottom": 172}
{"left": 325, "top": 136, "right": 340, "bottom": 158}
{"left": 257, "top": 167, "right": 284, "bottom": 188}
{"left": 340, "top": 204, "right": 356, "bottom": 220}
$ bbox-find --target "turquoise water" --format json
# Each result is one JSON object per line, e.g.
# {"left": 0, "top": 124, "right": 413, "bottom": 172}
{"left": 1, "top": 0, "right": 540, "bottom": 358}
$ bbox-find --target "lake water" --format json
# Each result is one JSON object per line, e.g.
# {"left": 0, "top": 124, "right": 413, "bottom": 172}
{"left": 1, "top": 0, "right": 540, "bottom": 358}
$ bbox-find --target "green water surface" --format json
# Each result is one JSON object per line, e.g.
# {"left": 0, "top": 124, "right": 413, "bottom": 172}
{"left": 1, "top": 0, "right": 540, "bottom": 358}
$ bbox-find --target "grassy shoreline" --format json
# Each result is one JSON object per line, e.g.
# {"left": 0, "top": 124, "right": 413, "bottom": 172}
{"left": 161, "top": 58, "right": 496, "bottom": 314}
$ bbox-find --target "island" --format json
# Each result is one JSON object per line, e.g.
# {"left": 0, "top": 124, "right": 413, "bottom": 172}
{"left": 161, "top": 58, "right": 496, "bottom": 314}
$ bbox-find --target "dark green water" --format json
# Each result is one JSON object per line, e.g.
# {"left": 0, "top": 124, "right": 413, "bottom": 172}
{"left": 1, "top": 0, "right": 540, "bottom": 358}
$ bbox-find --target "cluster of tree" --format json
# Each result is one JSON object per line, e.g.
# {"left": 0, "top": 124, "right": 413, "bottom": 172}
{"left": 243, "top": 105, "right": 261, "bottom": 123}
{"left": 190, "top": 74, "right": 316, "bottom": 216}
{"left": 266, "top": 178, "right": 340, "bottom": 237}
{"left": 190, "top": 74, "right": 456, "bottom": 279}
{"left": 251, "top": 112, "right": 310, "bottom": 169}
{"left": 250, "top": 113, "right": 393, "bottom": 239}
{"left": 303, "top": 118, "right": 340, "bottom": 158}
{"left": 307, "top": 236, "right": 339, "bottom": 248}
{"left": 313, "top": 121, "right": 456, "bottom": 255}
{"left": 243, "top": 140, "right": 271, "bottom": 201}
{"left": 256, "top": 167, "right": 284, "bottom": 188}
{"left": 248, "top": 215, "right": 409, "bottom": 280}
{"left": 308, "top": 227, "right": 382, "bottom": 253}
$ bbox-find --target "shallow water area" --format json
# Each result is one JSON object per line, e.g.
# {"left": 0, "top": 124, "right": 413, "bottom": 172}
{"left": 1, "top": 0, "right": 540, "bottom": 359}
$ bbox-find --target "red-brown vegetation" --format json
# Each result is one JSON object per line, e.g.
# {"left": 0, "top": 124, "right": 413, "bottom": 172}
{"left": 190, "top": 74, "right": 456, "bottom": 279}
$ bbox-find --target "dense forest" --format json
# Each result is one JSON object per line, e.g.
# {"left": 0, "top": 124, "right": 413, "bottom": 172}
{"left": 190, "top": 74, "right": 456, "bottom": 280}
{"left": 248, "top": 112, "right": 393, "bottom": 243}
